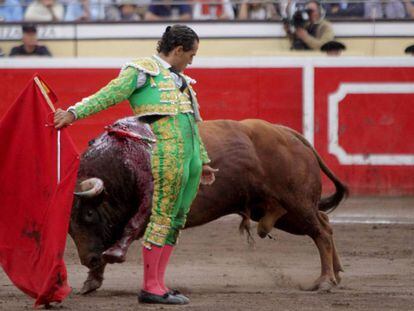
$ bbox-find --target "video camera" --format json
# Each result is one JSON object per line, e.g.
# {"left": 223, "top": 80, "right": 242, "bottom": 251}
{"left": 283, "top": 8, "right": 312, "bottom": 30}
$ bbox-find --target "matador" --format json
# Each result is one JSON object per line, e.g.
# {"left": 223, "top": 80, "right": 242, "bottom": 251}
{"left": 54, "top": 25, "right": 217, "bottom": 305}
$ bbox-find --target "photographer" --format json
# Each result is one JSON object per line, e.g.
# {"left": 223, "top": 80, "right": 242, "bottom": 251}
{"left": 284, "top": 0, "right": 334, "bottom": 50}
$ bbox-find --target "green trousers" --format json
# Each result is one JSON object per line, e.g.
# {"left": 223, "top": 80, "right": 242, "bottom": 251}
{"left": 143, "top": 113, "right": 203, "bottom": 248}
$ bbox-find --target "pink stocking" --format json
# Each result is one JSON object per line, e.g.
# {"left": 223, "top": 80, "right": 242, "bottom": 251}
{"left": 158, "top": 244, "right": 174, "bottom": 292}
{"left": 142, "top": 245, "right": 165, "bottom": 295}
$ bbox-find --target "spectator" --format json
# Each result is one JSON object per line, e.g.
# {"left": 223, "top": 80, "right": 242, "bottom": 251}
{"left": 65, "top": 0, "right": 113, "bottom": 21}
{"left": 0, "top": 47, "right": 4, "bottom": 56}
{"left": 325, "top": 1, "right": 364, "bottom": 18}
{"left": 405, "top": 44, "right": 414, "bottom": 55}
{"left": 9, "top": 24, "right": 52, "bottom": 57}
{"left": 384, "top": 0, "right": 407, "bottom": 18}
{"left": 0, "top": 0, "right": 23, "bottom": 21}
{"left": 284, "top": 0, "right": 334, "bottom": 50}
{"left": 20, "top": 0, "right": 34, "bottom": 11}
{"left": 364, "top": 0, "right": 407, "bottom": 19}
{"left": 280, "top": 0, "right": 301, "bottom": 19}
{"left": 25, "top": 0, "right": 64, "bottom": 21}
{"left": 105, "top": 1, "right": 125, "bottom": 20}
{"left": 145, "top": 0, "right": 191, "bottom": 20}
{"left": 237, "top": 0, "right": 279, "bottom": 20}
{"left": 320, "top": 40, "right": 346, "bottom": 56}
{"left": 193, "top": 0, "right": 234, "bottom": 20}
{"left": 65, "top": 0, "right": 92, "bottom": 21}
{"left": 67, "top": 0, "right": 143, "bottom": 21}
{"left": 403, "top": 0, "right": 414, "bottom": 17}
{"left": 116, "top": 0, "right": 141, "bottom": 20}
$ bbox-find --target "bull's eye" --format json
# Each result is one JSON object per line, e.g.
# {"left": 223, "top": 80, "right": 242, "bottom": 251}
{"left": 83, "top": 209, "right": 98, "bottom": 223}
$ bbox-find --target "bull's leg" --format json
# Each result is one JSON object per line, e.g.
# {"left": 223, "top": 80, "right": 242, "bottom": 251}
{"left": 331, "top": 239, "right": 343, "bottom": 285}
{"left": 257, "top": 202, "right": 287, "bottom": 238}
{"left": 102, "top": 192, "right": 152, "bottom": 264}
{"left": 319, "top": 212, "right": 344, "bottom": 284}
{"left": 80, "top": 263, "right": 107, "bottom": 295}
{"left": 305, "top": 212, "right": 337, "bottom": 292}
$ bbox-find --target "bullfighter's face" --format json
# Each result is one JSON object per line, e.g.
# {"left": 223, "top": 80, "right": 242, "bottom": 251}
{"left": 172, "top": 40, "right": 199, "bottom": 72}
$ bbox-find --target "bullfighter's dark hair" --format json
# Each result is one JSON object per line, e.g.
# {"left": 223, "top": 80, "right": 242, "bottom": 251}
{"left": 157, "top": 25, "right": 199, "bottom": 55}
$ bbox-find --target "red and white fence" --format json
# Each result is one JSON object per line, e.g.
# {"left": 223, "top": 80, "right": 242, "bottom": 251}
{"left": 1, "top": 57, "right": 413, "bottom": 195}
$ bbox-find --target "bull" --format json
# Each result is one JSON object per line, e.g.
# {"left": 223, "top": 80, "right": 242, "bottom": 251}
{"left": 69, "top": 117, "right": 348, "bottom": 295}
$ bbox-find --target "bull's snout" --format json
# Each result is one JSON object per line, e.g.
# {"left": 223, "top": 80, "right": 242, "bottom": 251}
{"left": 83, "top": 253, "right": 103, "bottom": 269}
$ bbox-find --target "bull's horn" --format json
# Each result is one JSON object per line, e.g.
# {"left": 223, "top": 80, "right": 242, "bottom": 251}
{"left": 74, "top": 178, "right": 104, "bottom": 198}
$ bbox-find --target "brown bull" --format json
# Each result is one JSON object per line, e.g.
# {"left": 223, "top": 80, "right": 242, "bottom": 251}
{"left": 70, "top": 118, "right": 348, "bottom": 294}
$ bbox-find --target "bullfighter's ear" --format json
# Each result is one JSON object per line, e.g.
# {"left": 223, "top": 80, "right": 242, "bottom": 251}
{"left": 74, "top": 178, "right": 104, "bottom": 198}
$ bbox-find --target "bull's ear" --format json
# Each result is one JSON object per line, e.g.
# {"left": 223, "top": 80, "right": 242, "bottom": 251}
{"left": 74, "top": 178, "right": 104, "bottom": 198}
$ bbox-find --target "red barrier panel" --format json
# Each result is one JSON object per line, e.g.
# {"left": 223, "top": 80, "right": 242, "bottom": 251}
{"left": 1, "top": 60, "right": 413, "bottom": 195}
{"left": 0, "top": 67, "right": 303, "bottom": 151}
{"left": 314, "top": 67, "right": 414, "bottom": 195}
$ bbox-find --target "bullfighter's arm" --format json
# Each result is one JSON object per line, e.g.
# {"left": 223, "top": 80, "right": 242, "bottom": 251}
{"left": 69, "top": 67, "right": 138, "bottom": 120}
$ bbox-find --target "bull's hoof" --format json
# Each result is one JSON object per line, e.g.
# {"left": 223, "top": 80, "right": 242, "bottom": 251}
{"left": 102, "top": 248, "right": 126, "bottom": 264}
{"left": 334, "top": 271, "right": 342, "bottom": 285}
{"left": 257, "top": 223, "right": 269, "bottom": 239}
{"left": 257, "top": 230, "right": 268, "bottom": 239}
{"left": 300, "top": 276, "right": 337, "bottom": 292}
{"left": 317, "top": 280, "right": 335, "bottom": 292}
{"left": 80, "top": 278, "right": 103, "bottom": 295}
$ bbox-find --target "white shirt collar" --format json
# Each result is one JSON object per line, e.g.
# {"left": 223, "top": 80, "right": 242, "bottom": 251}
{"left": 153, "top": 54, "right": 171, "bottom": 69}
{"left": 152, "top": 54, "right": 197, "bottom": 85}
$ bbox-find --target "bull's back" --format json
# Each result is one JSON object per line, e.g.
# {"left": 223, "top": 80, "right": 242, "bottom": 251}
{"left": 242, "top": 119, "right": 320, "bottom": 188}
{"left": 199, "top": 119, "right": 319, "bottom": 189}
{"left": 201, "top": 119, "right": 319, "bottom": 209}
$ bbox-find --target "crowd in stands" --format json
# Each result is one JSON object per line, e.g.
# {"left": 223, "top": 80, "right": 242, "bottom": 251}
{"left": 0, "top": 0, "right": 413, "bottom": 22}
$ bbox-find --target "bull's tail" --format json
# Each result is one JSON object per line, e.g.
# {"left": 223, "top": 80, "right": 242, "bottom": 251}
{"left": 283, "top": 127, "right": 349, "bottom": 214}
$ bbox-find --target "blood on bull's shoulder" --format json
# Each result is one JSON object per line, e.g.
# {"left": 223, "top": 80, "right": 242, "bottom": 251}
{"left": 70, "top": 118, "right": 155, "bottom": 270}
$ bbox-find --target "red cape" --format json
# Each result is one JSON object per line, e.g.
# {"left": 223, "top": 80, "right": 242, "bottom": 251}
{"left": 0, "top": 76, "right": 79, "bottom": 307}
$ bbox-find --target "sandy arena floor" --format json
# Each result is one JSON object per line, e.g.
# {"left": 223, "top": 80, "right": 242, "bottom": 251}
{"left": 1, "top": 197, "right": 413, "bottom": 310}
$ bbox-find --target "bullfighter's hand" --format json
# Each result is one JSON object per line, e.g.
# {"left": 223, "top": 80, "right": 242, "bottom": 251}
{"left": 54, "top": 108, "right": 75, "bottom": 129}
{"left": 200, "top": 165, "right": 219, "bottom": 186}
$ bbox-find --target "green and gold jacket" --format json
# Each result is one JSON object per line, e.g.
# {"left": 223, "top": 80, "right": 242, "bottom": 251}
{"left": 70, "top": 56, "right": 210, "bottom": 164}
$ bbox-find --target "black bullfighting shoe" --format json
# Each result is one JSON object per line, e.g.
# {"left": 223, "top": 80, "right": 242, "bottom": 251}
{"left": 168, "top": 289, "right": 190, "bottom": 304}
{"left": 138, "top": 290, "right": 189, "bottom": 305}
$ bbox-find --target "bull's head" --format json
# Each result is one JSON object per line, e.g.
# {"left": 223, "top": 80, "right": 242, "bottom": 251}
{"left": 69, "top": 177, "right": 124, "bottom": 270}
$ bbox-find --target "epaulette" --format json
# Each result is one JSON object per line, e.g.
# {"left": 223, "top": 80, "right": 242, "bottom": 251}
{"left": 121, "top": 57, "right": 160, "bottom": 76}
